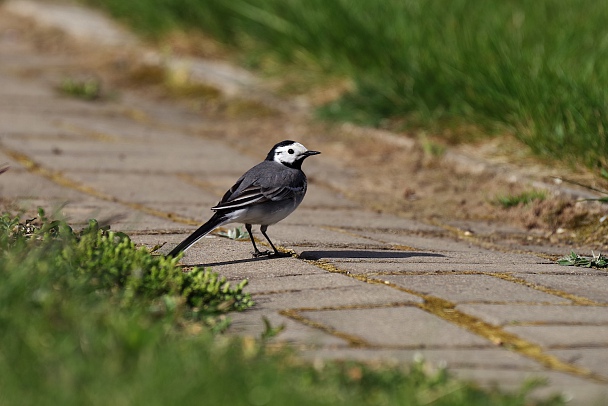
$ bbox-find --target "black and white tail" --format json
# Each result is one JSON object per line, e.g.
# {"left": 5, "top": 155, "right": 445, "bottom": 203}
{"left": 167, "top": 212, "right": 230, "bottom": 258}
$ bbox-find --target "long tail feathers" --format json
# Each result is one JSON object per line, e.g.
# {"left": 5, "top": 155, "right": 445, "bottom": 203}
{"left": 167, "top": 212, "right": 230, "bottom": 258}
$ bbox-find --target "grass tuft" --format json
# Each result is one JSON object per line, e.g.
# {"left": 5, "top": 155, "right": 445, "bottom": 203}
{"left": 59, "top": 77, "right": 103, "bottom": 100}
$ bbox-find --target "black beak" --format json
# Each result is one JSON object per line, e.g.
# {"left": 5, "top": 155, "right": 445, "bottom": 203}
{"left": 303, "top": 150, "right": 320, "bottom": 157}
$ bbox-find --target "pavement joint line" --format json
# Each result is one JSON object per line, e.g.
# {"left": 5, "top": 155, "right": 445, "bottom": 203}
{"left": 513, "top": 322, "right": 608, "bottom": 327}
{"left": 0, "top": 144, "right": 200, "bottom": 226}
{"left": 319, "top": 225, "right": 391, "bottom": 244}
{"left": 358, "top": 269, "right": 603, "bottom": 306}
{"left": 58, "top": 122, "right": 120, "bottom": 142}
{"left": 487, "top": 272, "right": 603, "bottom": 306}
{"left": 281, "top": 302, "right": 420, "bottom": 313}
{"left": 298, "top": 256, "right": 608, "bottom": 384}
{"left": 427, "top": 219, "right": 561, "bottom": 261}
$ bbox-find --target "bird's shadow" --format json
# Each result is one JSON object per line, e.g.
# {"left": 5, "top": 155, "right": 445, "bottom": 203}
{"left": 298, "top": 250, "right": 445, "bottom": 260}
{"left": 188, "top": 249, "right": 444, "bottom": 267}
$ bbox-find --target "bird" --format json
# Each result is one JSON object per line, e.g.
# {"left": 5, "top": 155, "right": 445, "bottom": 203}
{"left": 167, "top": 140, "right": 320, "bottom": 259}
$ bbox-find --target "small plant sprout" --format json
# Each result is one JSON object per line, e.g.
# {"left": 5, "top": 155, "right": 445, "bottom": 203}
{"left": 558, "top": 251, "right": 608, "bottom": 268}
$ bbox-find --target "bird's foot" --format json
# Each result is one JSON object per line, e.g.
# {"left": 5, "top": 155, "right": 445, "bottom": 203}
{"left": 252, "top": 250, "right": 272, "bottom": 258}
{"left": 251, "top": 250, "right": 293, "bottom": 258}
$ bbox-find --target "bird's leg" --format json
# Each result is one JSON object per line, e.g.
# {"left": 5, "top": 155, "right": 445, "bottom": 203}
{"left": 246, "top": 223, "right": 271, "bottom": 257}
{"left": 260, "top": 225, "right": 291, "bottom": 257}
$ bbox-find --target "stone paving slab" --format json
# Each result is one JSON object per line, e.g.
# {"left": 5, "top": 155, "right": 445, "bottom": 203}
{"left": 255, "top": 285, "right": 422, "bottom": 311}
{"left": 457, "top": 304, "right": 608, "bottom": 326}
{"left": 382, "top": 274, "right": 569, "bottom": 304}
{"left": 504, "top": 325, "right": 608, "bottom": 348}
{"left": 1, "top": 3, "right": 608, "bottom": 403}
{"left": 289, "top": 208, "right": 443, "bottom": 230}
{"left": 228, "top": 309, "right": 348, "bottom": 347}
{"left": 300, "top": 307, "right": 491, "bottom": 347}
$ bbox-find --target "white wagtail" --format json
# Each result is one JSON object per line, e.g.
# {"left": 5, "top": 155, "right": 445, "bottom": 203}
{"left": 168, "top": 140, "right": 320, "bottom": 258}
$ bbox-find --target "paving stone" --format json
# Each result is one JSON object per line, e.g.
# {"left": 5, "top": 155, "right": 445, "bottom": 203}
{"left": 457, "top": 304, "right": 608, "bottom": 326}
{"left": 228, "top": 309, "right": 347, "bottom": 347}
{"left": 59, "top": 199, "right": 180, "bottom": 231}
{"left": 317, "top": 261, "right": 580, "bottom": 275}
{"left": 0, "top": 74, "right": 55, "bottom": 97}
{"left": 301, "top": 347, "right": 544, "bottom": 370}
{"left": 261, "top": 223, "right": 385, "bottom": 248}
{"left": 0, "top": 168, "right": 85, "bottom": 200}
{"left": 514, "top": 273, "right": 608, "bottom": 304}
{"left": 67, "top": 172, "right": 218, "bottom": 205}
{"left": 59, "top": 113, "right": 205, "bottom": 143}
{"left": 299, "top": 307, "right": 490, "bottom": 347}
{"left": 0, "top": 136, "right": 252, "bottom": 175}
{"left": 381, "top": 274, "right": 568, "bottom": 304}
{"left": 505, "top": 325, "right": 608, "bottom": 347}
{"left": 548, "top": 348, "right": 608, "bottom": 377}
{"left": 243, "top": 273, "right": 363, "bottom": 294}
{"left": 254, "top": 284, "right": 422, "bottom": 310}
{"left": 287, "top": 208, "right": 441, "bottom": 230}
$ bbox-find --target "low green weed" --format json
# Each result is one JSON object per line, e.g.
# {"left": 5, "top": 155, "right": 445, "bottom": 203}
{"left": 59, "top": 77, "right": 103, "bottom": 100}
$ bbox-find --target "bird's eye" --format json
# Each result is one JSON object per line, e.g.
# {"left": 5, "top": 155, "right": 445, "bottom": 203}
{"left": 288, "top": 149, "right": 294, "bottom": 154}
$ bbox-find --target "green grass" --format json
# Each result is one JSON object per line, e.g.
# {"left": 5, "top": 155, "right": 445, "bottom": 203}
{"left": 0, "top": 209, "right": 563, "bottom": 405}
{"left": 87, "top": 0, "right": 608, "bottom": 169}
{"left": 493, "top": 190, "right": 547, "bottom": 208}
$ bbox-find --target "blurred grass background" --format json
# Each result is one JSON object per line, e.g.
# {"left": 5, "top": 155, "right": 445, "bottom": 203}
{"left": 87, "top": 0, "right": 608, "bottom": 168}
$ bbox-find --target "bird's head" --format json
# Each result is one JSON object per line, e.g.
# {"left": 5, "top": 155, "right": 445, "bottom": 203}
{"left": 266, "top": 140, "right": 320, "bottom": 169}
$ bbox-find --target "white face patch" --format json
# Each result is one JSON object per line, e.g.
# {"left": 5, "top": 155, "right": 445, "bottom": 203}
{"left": 272, "top": 142, "right": 308, "bottom": 165}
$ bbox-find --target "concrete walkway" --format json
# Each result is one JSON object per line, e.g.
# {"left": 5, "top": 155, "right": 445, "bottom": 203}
{"left": 1, "top": 2, "right": 607, "bottom": 404}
